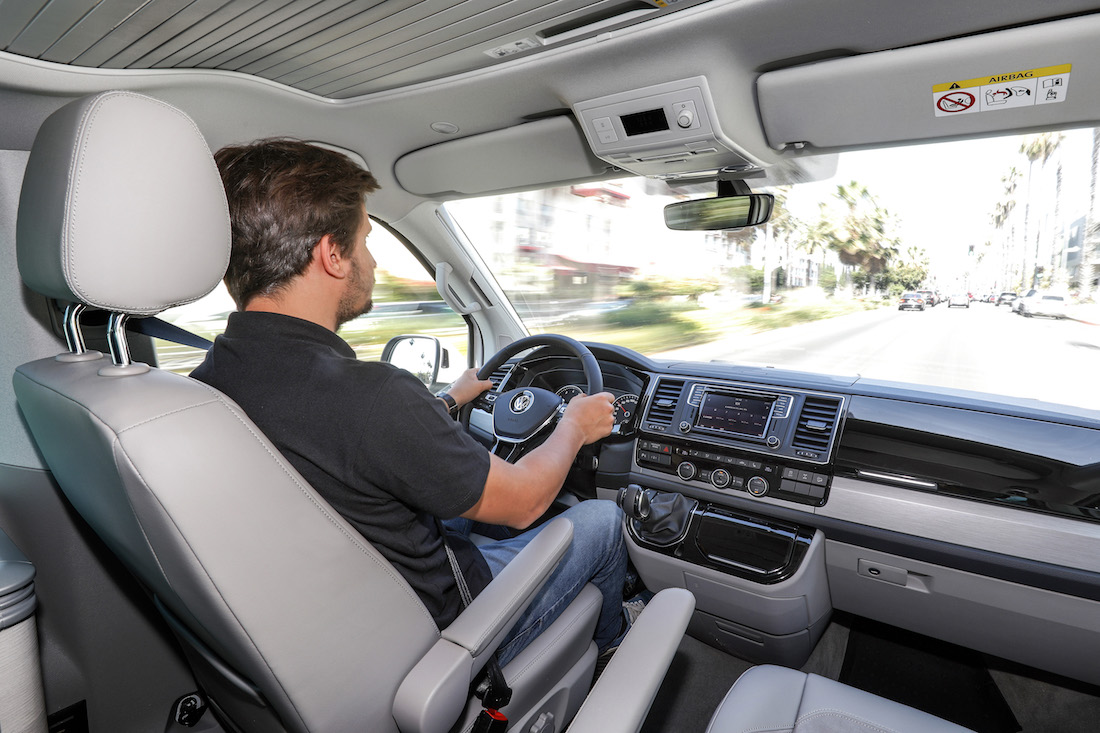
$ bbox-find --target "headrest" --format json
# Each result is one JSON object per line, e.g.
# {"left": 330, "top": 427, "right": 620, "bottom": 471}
{"left": 17, "top": 91, "right": 230, "bottom": 316}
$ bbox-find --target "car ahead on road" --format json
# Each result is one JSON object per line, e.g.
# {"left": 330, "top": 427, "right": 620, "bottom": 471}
{"left": 3, "top": 3, "right": 1100, "bottom": 733}
{"left": 947, "top": 293, "right": 970, "bottom": 308}
{"left": 918, "top": 289, "right": 938, "bottom": 306}
{"left": 1020, "top": 293, "right": 1067, "bottom": 319}
{"left": 897, "top": 292, "right": 927, "bottom": 311}
{"left": 1012, "top": 289, "right": 1040, "bottom": 314}
{"left": 997, "top": 292, "right": 1019, "bottom": 307}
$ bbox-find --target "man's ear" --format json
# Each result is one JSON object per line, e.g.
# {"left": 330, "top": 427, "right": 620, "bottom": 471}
{"left": 315, "top": 234, "right": 349, "bottom": 279}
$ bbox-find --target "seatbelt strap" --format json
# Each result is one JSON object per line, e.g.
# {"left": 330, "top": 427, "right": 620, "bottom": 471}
{"left": 439, "top": 527, "right": 513, "bottom": 719}
{"left": 129, "top": 317, "right": 214, "bottom": 350}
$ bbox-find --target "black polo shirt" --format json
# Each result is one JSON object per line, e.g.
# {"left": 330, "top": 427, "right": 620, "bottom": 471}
{"left": 192, "top": 311, "right": 492, "bottom": 629}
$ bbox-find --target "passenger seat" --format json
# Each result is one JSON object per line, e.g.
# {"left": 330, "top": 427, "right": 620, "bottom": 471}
{"left": 705, "top": 664, "right": 974, "bottom": 732}
{"left": 568, "top": 600, "right": 975, "bottom": 733}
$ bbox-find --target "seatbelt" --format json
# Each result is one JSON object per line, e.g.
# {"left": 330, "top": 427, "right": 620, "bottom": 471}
{"left": 129, "top": 317, "right": 214, "bottom": 350}
{"left": 439, "top": 529, "right": 512, "bottom": 733}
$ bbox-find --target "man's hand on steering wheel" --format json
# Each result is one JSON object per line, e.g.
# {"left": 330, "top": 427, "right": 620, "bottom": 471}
{"left": 440, "top": 368, "right": 493, "bottom": 409}
{"left": 559, "top": 392, "right": 616, "bottom": 446}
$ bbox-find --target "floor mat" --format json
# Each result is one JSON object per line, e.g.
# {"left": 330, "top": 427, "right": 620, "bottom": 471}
{"left": 838, "top": 619, "right": 1020, "bottom": 733}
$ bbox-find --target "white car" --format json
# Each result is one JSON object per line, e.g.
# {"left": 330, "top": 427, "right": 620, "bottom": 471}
{"left": 947, "top": 293, "right": 970, "bottom": 308}
{"left": 1021, "top": 293, "right": 1067, "bottom": 319}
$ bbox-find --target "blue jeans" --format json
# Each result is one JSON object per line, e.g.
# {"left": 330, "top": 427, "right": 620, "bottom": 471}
{"left": 445, "top": 500, "right": 627, "bottom": 667}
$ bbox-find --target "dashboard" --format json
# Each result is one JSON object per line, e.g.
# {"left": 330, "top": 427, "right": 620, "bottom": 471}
{"left": 470, "top": 341, "right": 1100, "bottom": 686}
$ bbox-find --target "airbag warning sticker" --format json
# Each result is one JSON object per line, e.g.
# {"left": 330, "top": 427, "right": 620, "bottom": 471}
{"left": 932, "top": 64, "right": 1070, "bottom": 117}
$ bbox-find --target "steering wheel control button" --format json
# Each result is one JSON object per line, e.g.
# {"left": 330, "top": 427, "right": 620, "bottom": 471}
{"left": 677, "top": 462, "right": 698, "bottom": 481}
{"left": 746, "top": 476, "right": 769, "bottom": 497}
{"left": 710, "top": 468, "right": 732, "bottom": 489}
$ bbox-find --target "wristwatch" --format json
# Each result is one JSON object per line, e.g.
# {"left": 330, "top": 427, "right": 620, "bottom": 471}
{"left": 437, "top": 392, "right": 458, "bottom": 415}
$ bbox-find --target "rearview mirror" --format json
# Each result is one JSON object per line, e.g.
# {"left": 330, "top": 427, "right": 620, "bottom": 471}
{"left": 663, "top": 193, "right": 774, "bottom": 230}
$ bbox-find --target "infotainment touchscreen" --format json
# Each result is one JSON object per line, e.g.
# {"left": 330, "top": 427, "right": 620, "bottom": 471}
{"left": 695, "top": 391, "right": 774, "bottom": 438}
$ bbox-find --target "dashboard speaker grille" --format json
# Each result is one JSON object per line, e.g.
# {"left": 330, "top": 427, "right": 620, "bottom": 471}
{"left": 645, "top": 378, "right": 684, "bottom": 426}
{"left": 792, "top": 396, "right": 842, "bottom": 454}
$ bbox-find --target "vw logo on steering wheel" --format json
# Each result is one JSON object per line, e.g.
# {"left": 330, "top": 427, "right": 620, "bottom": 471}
{"left": 510, "top": 390, "right": 535, "bottom": 414}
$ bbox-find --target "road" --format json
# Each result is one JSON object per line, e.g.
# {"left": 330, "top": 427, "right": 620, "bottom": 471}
{"left": 655, "top": 302, "right": 1100, "bottom": 412}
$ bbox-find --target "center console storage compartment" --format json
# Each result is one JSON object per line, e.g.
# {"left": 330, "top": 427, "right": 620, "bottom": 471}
{"left": 625, "top": 496, "right": 831, "bottom": 666}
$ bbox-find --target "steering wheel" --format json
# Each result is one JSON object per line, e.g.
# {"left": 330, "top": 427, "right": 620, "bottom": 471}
{"left": 475, "top": 335, "right": 603, "bottom": 458}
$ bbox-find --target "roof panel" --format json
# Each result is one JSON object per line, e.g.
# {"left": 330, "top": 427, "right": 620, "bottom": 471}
{"left": 72, "top": 0, "right": 199, "bottom": 67}
{"left": 0, "top": 0, "right": 708, "bottom": 97}
{"left": 165, "top": 0, "right": 315, "bottom": 67}
{"left": 134, "top": 0, "right": 268, "bottom": 67}
{"left": 0, "top": 0, "right": 51, "bottom": 48}
{"left": 38, "top": 0, "right": 152, "bottom": 63}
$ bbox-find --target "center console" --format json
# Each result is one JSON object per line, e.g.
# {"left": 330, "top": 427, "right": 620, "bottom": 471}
{"left": 636, "top": 377, "right": 845, "bottom": 506}
{"left": 612, "top": 376, "right": 845, "bottom": 667}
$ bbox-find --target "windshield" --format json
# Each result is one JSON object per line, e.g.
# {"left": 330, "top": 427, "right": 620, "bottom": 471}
{"left": 446, "top": 128, "right": 1100, "bottom": 413}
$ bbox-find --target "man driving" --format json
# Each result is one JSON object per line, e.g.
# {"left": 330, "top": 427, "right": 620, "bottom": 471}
{"left": 192, "top": 138, "right": 633, "bottom": 666}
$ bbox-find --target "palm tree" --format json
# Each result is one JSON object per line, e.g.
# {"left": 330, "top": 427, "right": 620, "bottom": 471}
{"left": 1019, "top": 133, "right": 1063, "bottom": 287}
{"left": 992, "top": 167, "right": 1020, "bottom": 289}
{"left": 1084, "top": 128, "right": 1100, "bottom": 299}
{"left": 805, "top": 182, "right": 899, "bottom": 295}
{"left": 758, "top": 187, "right": 800, "bottom": 302}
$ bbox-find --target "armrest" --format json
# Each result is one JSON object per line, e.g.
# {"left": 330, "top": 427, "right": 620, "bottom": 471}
{"left": 393, "top": 517, "right": 573, "bottom": 733}
{"left": 567, "top": 587, "right": 696, "bottom": 733}
{"left": 443, "top": 516, "right": 573, "bottom": 661}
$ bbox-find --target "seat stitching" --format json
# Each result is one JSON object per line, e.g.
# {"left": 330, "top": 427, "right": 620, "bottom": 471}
{"left": 795, "top": 709, "right": 900, "bottom": 733}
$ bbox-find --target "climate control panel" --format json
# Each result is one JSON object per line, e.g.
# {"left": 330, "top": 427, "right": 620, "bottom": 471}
{"left": 637, "top": 438, "right": 830, "bottom": 506}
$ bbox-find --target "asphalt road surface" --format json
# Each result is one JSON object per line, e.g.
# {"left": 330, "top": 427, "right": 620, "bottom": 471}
{"left": 656, "top": 302, "right": 1100, "bottom": 413}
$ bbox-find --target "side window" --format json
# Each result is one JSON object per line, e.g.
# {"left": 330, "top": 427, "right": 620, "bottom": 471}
{"left": 153, "top": 221, "right": 469, "bottom": 383}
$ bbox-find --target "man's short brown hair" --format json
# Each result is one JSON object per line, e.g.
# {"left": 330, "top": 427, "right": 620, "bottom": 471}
{"left": 214, "top": 139, "right": 380, "bottom": 309}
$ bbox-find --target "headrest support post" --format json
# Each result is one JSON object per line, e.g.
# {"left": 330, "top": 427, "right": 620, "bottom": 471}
{"left": 106, "top": 313, "right": 132, "bottom": 367}
{"left": 63, "top": 303, "right": 89, "bottom": 355}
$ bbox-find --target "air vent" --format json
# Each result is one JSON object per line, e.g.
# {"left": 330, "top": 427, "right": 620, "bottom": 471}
{"left": 792, "top": 396, "right": 842, "bottom": 455}
{"left": 645, "top": 378, "right": 685, "bottom": 426}
{"left": 489, "top": 365, "right": 515, "bottom": 391}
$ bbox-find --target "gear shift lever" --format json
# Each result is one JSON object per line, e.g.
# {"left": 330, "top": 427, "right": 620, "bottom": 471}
{"left": 617, "top": 484, "right": 652, "bottom": 522}
{"left": 617, "top": 484, "right": 698, "bottom": 547}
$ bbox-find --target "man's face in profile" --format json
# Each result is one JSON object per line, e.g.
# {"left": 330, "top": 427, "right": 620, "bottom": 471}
{"left": 337, "top": 206, "right": 377, "bottom": 326}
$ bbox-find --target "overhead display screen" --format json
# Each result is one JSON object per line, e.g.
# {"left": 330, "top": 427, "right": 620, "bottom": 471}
{"left": 620, "top": 108, "right": 670, "bottom": 136}
{"left": 695, "top": 392, "right": 774, "bottom": 438}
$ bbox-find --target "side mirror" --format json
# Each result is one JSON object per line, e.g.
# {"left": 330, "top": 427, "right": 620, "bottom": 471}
{"left": 663, "top": 193, "right": 774, "bottom": 230}
{"left": 381, "top": 335, "right": 448, "bottom": 386}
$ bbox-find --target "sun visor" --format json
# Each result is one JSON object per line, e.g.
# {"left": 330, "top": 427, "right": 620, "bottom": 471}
{"left": 394, "top": 116, "right": 611, "bottom": 197}
{"left": 759, "top": 14, "right": 1100, "bottom": 152}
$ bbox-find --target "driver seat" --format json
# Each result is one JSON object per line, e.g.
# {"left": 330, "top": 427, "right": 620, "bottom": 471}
{"left": 12, "top": 91, "right": 601, "bottom": 733}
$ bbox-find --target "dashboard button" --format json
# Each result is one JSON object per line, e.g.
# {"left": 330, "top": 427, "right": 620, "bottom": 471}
{"left": 782, "top": 467, "right": 798, "bottom": 480}
{"left": 746, "top": 476, "right": 769, "bottom": 497}
{"left": 812, "top": 473, "right": 829, "bottom": 486}
{"left": 677, "top": 462, "right": 698, "bottom": 481}
{"left": 711, "top": 468, "right": 732, "bottom": 489}
{"left": 797, "top": 470, "right": 814, "bottom": 483}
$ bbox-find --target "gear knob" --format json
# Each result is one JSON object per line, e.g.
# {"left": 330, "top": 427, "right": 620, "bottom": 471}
{"left": 617, "top": 483, "right": 652, "bottom": 522}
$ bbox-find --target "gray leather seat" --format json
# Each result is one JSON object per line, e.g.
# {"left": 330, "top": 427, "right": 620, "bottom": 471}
{"left": 705, "top": 665, "right": 976, "bottom": 733}
{"left": 569, "top": 657, "right": 976, "bottom": 733}
{"left": 12, "top": 90, "right": 602, "bottom": 733}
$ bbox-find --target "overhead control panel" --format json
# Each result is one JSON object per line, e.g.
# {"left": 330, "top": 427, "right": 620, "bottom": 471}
{"left": 573, "top": 76, "right": 761, "bottom": 178}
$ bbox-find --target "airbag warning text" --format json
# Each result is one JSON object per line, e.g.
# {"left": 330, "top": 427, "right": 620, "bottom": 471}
{"left": 932, "top": 64, "right": 1070, "bottom": 117}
